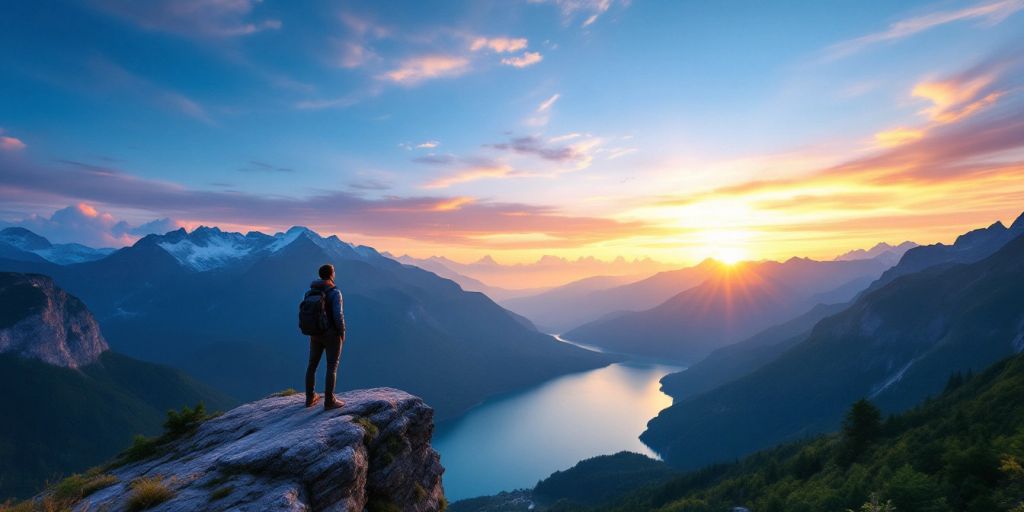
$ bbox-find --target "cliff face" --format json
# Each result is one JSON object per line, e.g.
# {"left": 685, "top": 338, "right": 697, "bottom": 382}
{"left": 0, "top": 272, "right": 107, "bottom": 367}
{"left": 74, "top": 388, "right": 445, "bottom": 512}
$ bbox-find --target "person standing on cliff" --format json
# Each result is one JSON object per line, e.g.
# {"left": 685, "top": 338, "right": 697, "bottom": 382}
{"left": 298, "top": 264, "right": 346, "bottom": 410}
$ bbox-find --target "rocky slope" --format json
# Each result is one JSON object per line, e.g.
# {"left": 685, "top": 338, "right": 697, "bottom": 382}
{"left": 0, "top": 272, "right": 107, "bottom": 367}
{"left": 68, "top": 388, "right": 445, "bottom": 512}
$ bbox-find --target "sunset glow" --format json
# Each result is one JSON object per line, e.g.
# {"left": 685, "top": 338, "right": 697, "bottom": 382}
{"left": 0, "top": 1, "right": 1022, "bottom": 264}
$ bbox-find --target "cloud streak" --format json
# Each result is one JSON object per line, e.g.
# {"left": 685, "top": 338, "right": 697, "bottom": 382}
{"left": 0, "top": 156, "right": 660, "bottom": 248}
{"left": 379, "top": 55, "right": 471, "bottom": 84}
{"left": 825, "top": 0, "right": 1024, "bottom": 59}
{"left": 501, "top": 51, "right": 543, "bottom": 68}
{"left": 88, "top": 0, "right": 282, "bottom": 38}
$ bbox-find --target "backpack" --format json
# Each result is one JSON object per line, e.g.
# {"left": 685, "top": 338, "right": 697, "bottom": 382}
{"left": 298, "top": 286, "right": 334, "bottom": 336}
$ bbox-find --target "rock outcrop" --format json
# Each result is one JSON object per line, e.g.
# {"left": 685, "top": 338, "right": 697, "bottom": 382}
{"left": 75, "top": 388, "right": 445, "bottom": 511}
{"left": 0, "top": 272, "right": 108, "bottom": 367}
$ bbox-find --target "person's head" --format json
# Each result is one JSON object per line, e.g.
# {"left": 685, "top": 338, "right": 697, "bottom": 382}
{"left": 318, "top": 264, "right": 335, "bottom": 281}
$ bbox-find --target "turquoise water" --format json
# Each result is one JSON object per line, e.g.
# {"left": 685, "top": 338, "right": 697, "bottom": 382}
{"left": 433, "top": 342, "right": 681, "bottom": 501}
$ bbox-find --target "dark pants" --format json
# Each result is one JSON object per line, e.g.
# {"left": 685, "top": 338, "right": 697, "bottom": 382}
{"left": 306, "top": 335, "right": 343, "bottom": 398}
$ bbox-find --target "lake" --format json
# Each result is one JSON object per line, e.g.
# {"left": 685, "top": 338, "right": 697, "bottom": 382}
{"left": 433, "top": 338, "right": 682, "bottom": 501}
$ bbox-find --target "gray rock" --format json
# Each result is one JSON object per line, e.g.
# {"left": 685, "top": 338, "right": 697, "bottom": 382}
{"left": 0, "top": 272, "right": 108, "bottom": 367}
{"left": 75, "top": 388, "right": 445, "bottom": 511}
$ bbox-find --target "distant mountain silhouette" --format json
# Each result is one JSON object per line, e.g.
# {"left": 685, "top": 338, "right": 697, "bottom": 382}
{"left": 865, "top": 211, "right": 1024, "bottom": 293}
{"left": 0, "top": 227, "right": 617, "bottom": 421}
{"left": 500, "top": 274, "right": 647, "bottom": 332}
{"left": 834, "top": 241, "right": 917, "bottom": 265}
{"left": 0, "top": 272, "right": 232, "bottom": 499}
{"left": 0, "top": 227, "right": 114, "bottom": 264}
{"left": 642, "top": 226, "right": 1024, "bottom": 470}
{"left": 395, "top": 252, "right": 671, "bottom": 291}
{"left": 563, "top": 257, "right": 891, "bottom": 362}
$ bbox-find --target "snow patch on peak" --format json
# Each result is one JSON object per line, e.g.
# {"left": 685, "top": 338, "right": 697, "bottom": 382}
{"left": 159, "top": 233, "right": 257, "bottom": 271}
{"left": 268, "top": 227, "right": 320, "bottom": 252}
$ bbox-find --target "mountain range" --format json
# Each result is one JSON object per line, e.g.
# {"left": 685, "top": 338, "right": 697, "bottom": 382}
{"left": 395, "top": 253, "right": 673, "bottom": 291}
{"left": 0, "top": 272, "right": 232, "bottom": 499}
{"left": 642, "top": 212, "right": 1024, "bottom": 469}
{"left": 0, "top": 226, "right": 617, "bottom": 422}
{"left": 0, "top": 227, "right": 113, "bottom": 265}
{"left": 834, "top": 241, "right": 918, "bottom": 265}
{"left": 562, "top": 256, "right": 893, "bottom": 362}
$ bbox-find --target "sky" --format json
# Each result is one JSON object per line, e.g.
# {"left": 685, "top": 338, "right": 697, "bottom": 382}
{"left": 1, "top": 0, "right": 1023, "bottom": 264}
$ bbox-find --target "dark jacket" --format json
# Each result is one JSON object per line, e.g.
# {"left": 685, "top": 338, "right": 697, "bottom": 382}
{"left": 310, "top": 279, "right": 345, "bottom": 338}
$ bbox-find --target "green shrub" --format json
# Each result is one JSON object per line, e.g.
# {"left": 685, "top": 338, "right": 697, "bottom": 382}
{"left": 121, "top": 434, "right": 160, "bottom": 463}
{"left": 164, "top": 403, "right": 208, "bottom": 438}
{"left": 270, "top": 388, "right": 297, "bottom": 397}
{"left": 126, "top": 477, "right": 174, "bottom": 512}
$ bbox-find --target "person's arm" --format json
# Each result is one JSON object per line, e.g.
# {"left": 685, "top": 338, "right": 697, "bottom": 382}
{"left": 332, "top": 289, "right": 345, "bottom": 339}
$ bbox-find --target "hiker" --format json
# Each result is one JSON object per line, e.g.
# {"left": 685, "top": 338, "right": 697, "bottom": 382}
{"left": 299, "top": 264, "right": 346, "bottom": 410}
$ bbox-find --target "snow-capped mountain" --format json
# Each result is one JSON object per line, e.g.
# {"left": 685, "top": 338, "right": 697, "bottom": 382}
{"left": 0, "top": 227, "right": 114, "bottom": 265}
{"left": 147, "top": 226, "right": 381, "bottom": 271}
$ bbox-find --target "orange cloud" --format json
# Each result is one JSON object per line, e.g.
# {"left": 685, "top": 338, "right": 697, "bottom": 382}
{"left": 912, "top": 74, "right": 1001, "bottom": 123}
{"left": 380, "top": 55, "right": 470, "bottom": 84}
{"left": 873, "top": 127, "right": 925, "bottom": 147}
{"left": 424, "top": 163, "right": 520, "bottom": 189}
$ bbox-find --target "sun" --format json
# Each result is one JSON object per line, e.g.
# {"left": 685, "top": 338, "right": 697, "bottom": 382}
{"left": 699, "top": 229, "right": 751, "bottom": 265}
{"left": 713, "top": 246, "right": 746, "bottom": 265}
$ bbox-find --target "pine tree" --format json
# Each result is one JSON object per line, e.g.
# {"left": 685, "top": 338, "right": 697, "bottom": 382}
{"left": 839, "top": 398, "right": 882, "bottom": 464}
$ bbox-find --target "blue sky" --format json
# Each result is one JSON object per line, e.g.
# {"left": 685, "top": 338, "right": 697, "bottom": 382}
{"left": 1, "top": 0, "right": 1023, "bottom": 262}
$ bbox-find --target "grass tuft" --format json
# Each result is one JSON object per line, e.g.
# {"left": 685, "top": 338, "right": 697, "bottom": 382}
{"left": 126, "top": 476, "right": 175, "bottom": 512}
{"left": 270, "top": 388, "right": 297, "bottom": 397}
{"left": 354, "top": 416, "right": 379, "bottom": 443}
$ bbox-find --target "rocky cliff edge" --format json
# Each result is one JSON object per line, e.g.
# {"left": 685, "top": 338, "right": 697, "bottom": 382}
{"left": 72, "top": 388, "right": 445, "bottom": 511}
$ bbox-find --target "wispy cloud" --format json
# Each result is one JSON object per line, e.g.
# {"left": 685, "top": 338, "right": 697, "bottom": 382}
{"left": 348, "top": 178, "right": 393, "bottom": 191}
{"left": 88, "top": 0, "right": 281, "bottom": 38}
{"left": 238, "top": 161, "right": 295, "bottom": 173}
{"left": 501, "top": 51, "right": 544, "bottom": 68}
{"left": 488, "top": 134, "right": 601, "bottom": 168}
{"left": 531, "top": 0, "right": 620, "bottom": 27}
{"left": 424, "top": 162, "right": 522, "bottom": 189}
{"left": 824, "top": 0, "right": 1024, "bottom": 60}
{"left": 526, "top": 94, "right": 561, "bottom": 126}
{"left": 88, "top": 58, "right": 213, "bottom": 123}
{"left": 537, "top": 94, "right": 560, "bottom": 112}
{"left": 470, "top": 37, "right": 529, "bottom": 53}
{"left": 873, "top": 128, "right": 925, "bottom": 148}
{"left": 331, "top": 11, "right": 391, "bottom": 69}
{"left": 413, "top": 154, "right": 458, "bottom": 165}
{"left": 379, "top": 55, "right": 471, "bottom": 84}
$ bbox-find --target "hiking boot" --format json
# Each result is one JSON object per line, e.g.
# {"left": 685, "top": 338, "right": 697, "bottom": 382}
{"left": 305, "top": 393, "right": 321, "bottom": 408}
{"left": 324, "top": 396, "right": 345, "bottom": 411}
